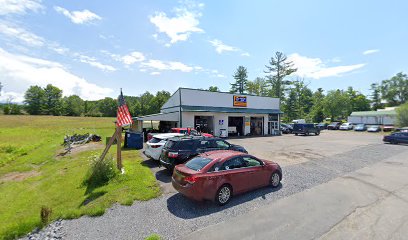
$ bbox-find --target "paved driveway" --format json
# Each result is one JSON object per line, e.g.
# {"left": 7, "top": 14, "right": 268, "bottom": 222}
{"left": 55, "top": 131, "right": 408, "bottom": 240}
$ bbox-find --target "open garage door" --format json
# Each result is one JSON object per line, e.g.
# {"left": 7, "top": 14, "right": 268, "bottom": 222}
{"left": 228, "top": 117, "right": 244, "bottom": 136}
{"left": 194, "top": 116, "right": 214, "bottom": 134}
{"left": 250, "top": 117, "right": 264, "bottom": 135}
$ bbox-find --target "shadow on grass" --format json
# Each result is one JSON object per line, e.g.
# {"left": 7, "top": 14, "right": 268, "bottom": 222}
{"left": 166, "top": 184, "right": 282, "bottom": 219}
{"left": 80, "top": 191, "right": 107, "bottom": 207}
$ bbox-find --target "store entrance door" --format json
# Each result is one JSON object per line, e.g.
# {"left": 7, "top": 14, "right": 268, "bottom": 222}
{"left": 250, "top": 117, "right": 263, "bottom": 135}
{"left": 268, "top": 121, "right": 279, "bottom": 135}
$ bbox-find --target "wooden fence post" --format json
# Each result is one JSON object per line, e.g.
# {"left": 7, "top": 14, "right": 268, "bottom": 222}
{"left": 116, "top": 126, "right": 122, "bottom": 170}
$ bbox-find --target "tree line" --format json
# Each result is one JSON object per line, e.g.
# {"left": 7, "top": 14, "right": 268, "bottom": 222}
{"left": 228, "top": 51, "right": 408, "bottom": 122}
{"left": 0, "top": 83, "right": 172, "bottom": 117}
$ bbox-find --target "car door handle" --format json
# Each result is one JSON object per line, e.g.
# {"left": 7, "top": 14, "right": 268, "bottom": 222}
{"left": 248, "top": 171, "right": 256, "bottom": 174}
{"left": 209, "top": 176, "right": 218, "bottom": 180}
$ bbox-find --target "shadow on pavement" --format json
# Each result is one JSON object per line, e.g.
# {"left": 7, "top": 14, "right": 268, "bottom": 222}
{"left": 166, "top": 184, "right": 282, "bottom": 219}
{"left": 155, "top": 169, "right": 172, "bottom": 183}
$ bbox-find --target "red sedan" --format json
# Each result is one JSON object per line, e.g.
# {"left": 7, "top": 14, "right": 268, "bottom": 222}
{"left": 172, "top": 150, "right": 282, "bottom": 205}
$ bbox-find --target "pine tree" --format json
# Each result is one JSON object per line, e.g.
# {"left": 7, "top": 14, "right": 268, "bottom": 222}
{"left": 264, "top": 52, "right": 297, "bottom": 99}
{"left": 230, "top": 66, "right": 248, "bottom": 94}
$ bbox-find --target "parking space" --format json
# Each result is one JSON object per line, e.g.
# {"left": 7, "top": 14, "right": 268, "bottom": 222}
{"left": 228, "top": 130, "right": 383, "bottom": 166}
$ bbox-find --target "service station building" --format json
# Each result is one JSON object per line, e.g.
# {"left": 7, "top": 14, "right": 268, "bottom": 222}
{"left": 136, "top": 88, "right": 282, "bottom": 137}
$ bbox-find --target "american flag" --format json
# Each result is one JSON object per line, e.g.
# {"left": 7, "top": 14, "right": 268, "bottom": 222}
{"left": 116, "top": 89, "right": 133, "bottom": 127}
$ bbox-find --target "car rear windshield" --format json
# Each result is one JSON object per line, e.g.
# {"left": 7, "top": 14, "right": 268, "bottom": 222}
{"left": 185, "top": 157, "right": 212, "bottom": 171}
{"left": 149, "top": 137, "right": 162, "bottom": 143}
{"left": 177, "top": 140, "right": 196, "bottom": 150}
{"left": 164, "top": 140, "right": 177, "bottom": 149}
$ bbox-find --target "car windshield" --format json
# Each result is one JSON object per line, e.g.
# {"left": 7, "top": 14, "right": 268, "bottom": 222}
{"left": 330, "top": 122, "right": 339, "bottom": 125}
{"left": 185, "top": 157, "right": 212, "bottom": 171}
{"left": 357, "top": 124, "right": 364, "bottom": 127}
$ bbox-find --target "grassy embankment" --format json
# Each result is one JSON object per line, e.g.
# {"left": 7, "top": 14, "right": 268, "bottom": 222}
{"left": 0, "top": 115, "right": 160, "bottom": 240}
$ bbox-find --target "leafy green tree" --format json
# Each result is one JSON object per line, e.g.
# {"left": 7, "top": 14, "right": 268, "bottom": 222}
{"left": 380, "top": 72, "right": 408, "bottom": 106}
{"left": 370, "top": 83, "right": 383, "bottom": 110}
{"left": 246, "top": 77, "right": 268, "bottom": 96}
{"left": 264, "top": 51, "right": 297, "bottom": 99}
{"left": 323, "top": 90, "right": 351, "bottom": 120}
{"left": 396, "top": 102, "right": 408, "bottom": 127}
{"left": 139, "top": 91, "right": 155, "bottom": 115}
{"left": 208, "top": 86, "right": 220, "bottom": 92}
{"left": 309, "top": 88, "right": 325, "bottom": 123}
{"left": 98, "top": 97, "right": 117, "bottom": 117}
{"left": 24, "top": 85, "right": 45, "bottom": 115}
{"left": 230, "top": 66, "right": 248, "bottom": 94}
{"left": 151, "top": 91, "right": 171, "bottom": 112}
{"left": 63, "top": 95, "right": 84, "bottom": 116}
{"left": 346, "top": 86, "right": 370, "bottom": 114}
{"left": 43, "top": 84, "right": 63, "bottom": 115}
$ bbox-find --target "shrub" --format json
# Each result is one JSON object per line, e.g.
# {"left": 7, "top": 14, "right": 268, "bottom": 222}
{"left": 83, "top": 154, "right": 118, "bottom": 189}
{"left": 396, "top": 102, "right": 408, "bottom": 127}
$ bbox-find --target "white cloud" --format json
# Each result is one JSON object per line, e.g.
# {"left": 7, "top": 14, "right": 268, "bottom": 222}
{"left": 0, "top": 0, "right": 44, "bottom": 15}
{"left": 0, "top": 91, "right": 24, "bottom": 103}
{"left": 0, "top": 21, "right": 44, "bottom": 47}
{"left": 287, "top": 53, "right": 365, "bottom": 79}
{"left": 149, "top": 1, "right": 204, "bottom": 45}
{"left": 363, "top": 49, "right": 379, "bottom": 55}
{"left": 78, "top": 55, "right": 116, "bottom": 72}
{"left": 209, "top": 39, "right": 239, "bottom": 54}
{"left": 141, "top": 59, "right": 194, "bottom": 72}
{"left": 0, "top": 48, "right": 113, "bottom": 101}
{"left": 121, "top": 51, "right": 145, "bottom": 65}
{"left": 241, "top": 52, "right": 250, "bottom": 57}
{"left": 54, "top": 6, "right": 102, "bottom": 24}
{"left": 150, "top": 72, "right": 161, "bottom": 75}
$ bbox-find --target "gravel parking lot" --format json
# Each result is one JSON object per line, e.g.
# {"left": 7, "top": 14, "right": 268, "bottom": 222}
{"left": 28, "top": 131, "right": 406, "bottom": 240}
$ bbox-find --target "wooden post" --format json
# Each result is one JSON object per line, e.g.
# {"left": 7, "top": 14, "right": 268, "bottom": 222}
{"left": 99, "top": 127, "right": 121, "bottom": 162}
{"left": 116, "top": 126, "right": 122, "bottom": 170}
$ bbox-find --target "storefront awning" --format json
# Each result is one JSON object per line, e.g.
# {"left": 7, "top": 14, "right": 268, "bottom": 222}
{"left": 134, "top": 111, "right": 179, "bottom": 122}
{"left": 181, "top": 105, "right": 283, "bottom": 114}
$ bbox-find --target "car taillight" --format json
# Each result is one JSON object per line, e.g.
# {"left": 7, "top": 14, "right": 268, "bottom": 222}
{"left": 184, "top": 176, "right": 197, "bottom": 184}
{"left": 151, "top": 145, "right": 161, "bottom": 148}
{"left": 168, "top": 152, "right": 179, "bottom": 158}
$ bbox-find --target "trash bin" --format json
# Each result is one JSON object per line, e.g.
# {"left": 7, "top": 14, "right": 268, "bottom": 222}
{"left": 125, "top": 131, "right": 144, "bottom": 149}
{"left": 220, "top": 129, "right": 228, "bottom": 138}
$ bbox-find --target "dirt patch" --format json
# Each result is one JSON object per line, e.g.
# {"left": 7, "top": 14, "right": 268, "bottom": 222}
{"left": 0, "top": 170, "right": 40, "bottom": 182}
{"left": 56, "top": 142, "right": 104, "bottom": 158}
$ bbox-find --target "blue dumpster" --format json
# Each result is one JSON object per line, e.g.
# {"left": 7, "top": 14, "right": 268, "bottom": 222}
{"left": 125, "top": 131, "right": 143, "bottom": 149}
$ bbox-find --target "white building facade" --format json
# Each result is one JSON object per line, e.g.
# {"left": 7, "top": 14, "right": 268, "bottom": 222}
{"left": 136, "top": 88, "right": 282, "bottom": 137}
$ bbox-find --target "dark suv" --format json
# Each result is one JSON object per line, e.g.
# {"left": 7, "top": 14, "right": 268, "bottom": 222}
{"left": 292, "top": 123, "right": 320, "bottom": 136}
{"left": 159, "top": 136, "right": 247, "bottom": 171}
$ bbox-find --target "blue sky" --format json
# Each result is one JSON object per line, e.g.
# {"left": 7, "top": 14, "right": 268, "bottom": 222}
{"left": 0, "top": 0, "right": 407, "bottom": 102}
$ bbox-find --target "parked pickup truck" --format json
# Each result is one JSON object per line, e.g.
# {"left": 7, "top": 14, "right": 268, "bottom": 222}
{"left": 293, "top": 123, "right": 320, "bottom": 136}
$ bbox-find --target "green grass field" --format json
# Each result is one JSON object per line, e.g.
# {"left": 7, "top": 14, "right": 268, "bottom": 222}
{"left": 0, "top": 116, "right": 160, "bottom": 240}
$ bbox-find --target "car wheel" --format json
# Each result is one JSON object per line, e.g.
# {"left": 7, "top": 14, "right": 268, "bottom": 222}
{"left": 295, "top": 133, "right": 298, "bottom": 136}
{"left": 315, "top": 131, "right": 320, "bottom": 136}
{"left": 270, "top": 172, "right": 281, "bottom": 188}
{"left": 215, "top": 184, "right": 232, "bottom": 206}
